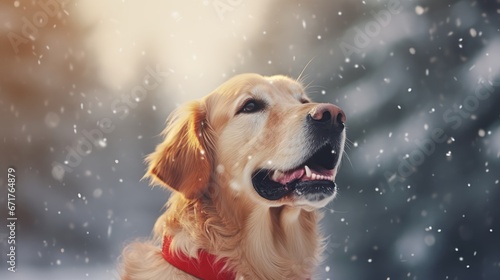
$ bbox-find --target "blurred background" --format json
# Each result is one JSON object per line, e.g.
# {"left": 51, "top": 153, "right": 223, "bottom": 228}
{"left": 1, "top": 0, "right": 499, "bottom": 279}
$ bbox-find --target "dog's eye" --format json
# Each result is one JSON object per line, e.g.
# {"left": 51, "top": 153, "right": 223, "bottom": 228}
{"left": 238, "top": 100, "right": 263, "bottom": 114}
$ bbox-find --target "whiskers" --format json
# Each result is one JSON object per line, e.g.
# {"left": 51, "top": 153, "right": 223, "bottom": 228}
{"left": 341, "top": 137, "right": 354, "bottom": 170}
{"left": 296, "top": 57, "right": 315, "bottom": 84}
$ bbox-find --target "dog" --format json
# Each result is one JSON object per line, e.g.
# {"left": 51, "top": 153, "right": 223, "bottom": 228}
{"left": 121, "top": 73, "right": 346, "bottom": 279}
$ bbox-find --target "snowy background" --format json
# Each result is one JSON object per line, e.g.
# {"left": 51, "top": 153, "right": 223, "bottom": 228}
{"left": 1, "top": 0, "right": 499, "bottom": 279}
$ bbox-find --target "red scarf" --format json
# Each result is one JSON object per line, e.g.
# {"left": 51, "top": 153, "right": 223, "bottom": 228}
{"left": 162, "top": 236, "right": 235, "bottom": 280}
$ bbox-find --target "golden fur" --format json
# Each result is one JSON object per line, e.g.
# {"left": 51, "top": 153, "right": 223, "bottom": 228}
{"left": 120, "top": 73, "right": 345, "bottom": 279}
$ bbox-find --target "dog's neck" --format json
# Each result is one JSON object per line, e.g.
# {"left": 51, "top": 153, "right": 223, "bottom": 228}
{"left": 241, "top": 205, "right": 322, "bottom": 279}
{"left": 159, "top": 192, "right": 323, "bottom": 279}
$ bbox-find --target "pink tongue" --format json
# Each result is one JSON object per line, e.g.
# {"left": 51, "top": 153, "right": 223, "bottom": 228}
{"left": 275, "top": 168, "right": 305, "bottom": 185}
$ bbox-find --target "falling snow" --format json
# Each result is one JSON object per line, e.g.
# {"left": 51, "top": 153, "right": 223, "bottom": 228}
{"left": 2, "top": 1, "right": 499, "bottom": 280}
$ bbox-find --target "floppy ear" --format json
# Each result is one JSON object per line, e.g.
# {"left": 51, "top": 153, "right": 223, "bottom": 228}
{"left": 145, "top": 101, "right": 216, "bottom": 199}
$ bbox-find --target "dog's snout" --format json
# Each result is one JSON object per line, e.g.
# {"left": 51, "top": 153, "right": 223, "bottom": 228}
{"left": 308, "top": 103, "right": 346, "bottom": 130}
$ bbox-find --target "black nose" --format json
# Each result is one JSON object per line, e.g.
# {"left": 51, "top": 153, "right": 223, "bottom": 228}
{"left": 307, "top": 103, "right": 346, "bottom": 130}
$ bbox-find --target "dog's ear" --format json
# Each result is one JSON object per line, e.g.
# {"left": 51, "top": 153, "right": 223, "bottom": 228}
{"left": 145, "top": 101, "right": 215, "bottom": 199}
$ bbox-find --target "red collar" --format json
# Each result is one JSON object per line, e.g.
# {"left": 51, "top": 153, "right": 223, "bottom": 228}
{"left": 162, "top": 236, "right": 235, "bottom": 280}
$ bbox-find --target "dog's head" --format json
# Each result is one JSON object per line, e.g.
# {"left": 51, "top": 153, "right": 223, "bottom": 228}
{"left": 146, "top": 73, "right": 346, "bottom": 209}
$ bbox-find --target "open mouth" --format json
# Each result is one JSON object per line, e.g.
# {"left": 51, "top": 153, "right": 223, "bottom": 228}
{"left": 251, "top": 144, "right": 339, "bottom": 201}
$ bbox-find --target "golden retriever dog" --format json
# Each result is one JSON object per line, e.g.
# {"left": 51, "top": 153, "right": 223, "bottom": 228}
{"left": 121, "top": 73, "right": 346, "bottom": 280}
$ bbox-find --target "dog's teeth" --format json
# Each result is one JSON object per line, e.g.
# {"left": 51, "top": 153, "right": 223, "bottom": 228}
{"left": 271, "top": 170, "right": 283, "bottom": 181}
{"left": 304, "top": 165, "right": 312, "bottom": 177}
{"left": 312, "top": 173, "right": 317, "bottom": 180}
